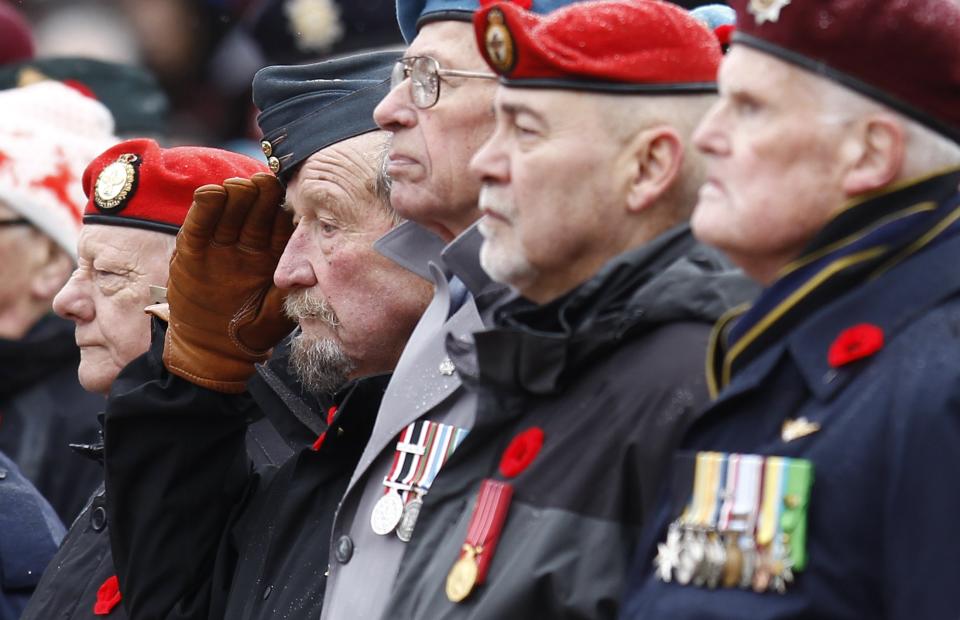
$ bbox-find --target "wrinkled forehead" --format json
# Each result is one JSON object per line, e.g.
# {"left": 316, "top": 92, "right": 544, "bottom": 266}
{"left": 285, "top": 134, "right": 385, "bottom": 219}
{"left": 719, "top": 46, "right": 816, "bottom": 106}
{"left": 407, "top": 21, "right": 488, "bottom": 70}
{"left": 77, "top": 223, "right": 174, "bottom": 265}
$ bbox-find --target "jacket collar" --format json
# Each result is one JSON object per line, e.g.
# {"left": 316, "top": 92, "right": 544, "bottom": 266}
{"left": 450, "top": 225, "right": 753, "bottom": 395}
{"left": 441, "top": 222, "right": 504, "bottom": 300}
{"left": 711, "top": 167, "right": 960, "bottom": 393}
{"left": 788, "top": 232, "right": 960, "bottom": 401}
{"left": 373, "top": 221, "right": 447, "bottom": 282}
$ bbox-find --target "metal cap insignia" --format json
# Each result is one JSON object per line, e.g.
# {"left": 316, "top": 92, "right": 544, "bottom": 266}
{"left": 485, "top": 8, "right": 516, "bottom": 75}
{"left": 748, "top": 0, "right": 791, "bottom": 25}
{"left": 94, "top": 153, "right": 139, "bottom": 211}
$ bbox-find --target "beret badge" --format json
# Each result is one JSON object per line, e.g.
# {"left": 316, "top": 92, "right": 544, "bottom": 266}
{"left": 484, "top": 8, "right": 516, "bottom": 75}
{"left": 94, "top": 153, "right": 140, "bottom": 212}
{"left": 748, "top": 0, "right": 790, "bottom": 25}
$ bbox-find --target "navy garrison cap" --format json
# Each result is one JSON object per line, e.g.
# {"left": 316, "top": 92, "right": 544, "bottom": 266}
{"left": 397, "top": 0, "right": 574, "bottom": 44}
{"left": 253, "top": 50, "right": 400, "bottom": 183}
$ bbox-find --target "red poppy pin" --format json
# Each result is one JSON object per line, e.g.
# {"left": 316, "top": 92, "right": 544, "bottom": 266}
{"left": 311, "top": 405, "right": 339, "bottom": 451}
{"left": 827, "top": 323, "right": 884, "bottom": 368}
{"left": 93, "top": 575, "right": 122, "bottom": 616}
{"left": 499, "top": 427, "right": 545, "bottom": 478}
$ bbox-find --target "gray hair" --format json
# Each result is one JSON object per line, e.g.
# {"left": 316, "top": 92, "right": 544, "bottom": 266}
{"left": 808, "top": 71, "right": 960, "bottom": 177}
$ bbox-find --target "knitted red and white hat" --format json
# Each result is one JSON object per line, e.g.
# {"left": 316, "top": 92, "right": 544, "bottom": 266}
{"left": 0, "top": 81, "right": 116, "bottom": 258}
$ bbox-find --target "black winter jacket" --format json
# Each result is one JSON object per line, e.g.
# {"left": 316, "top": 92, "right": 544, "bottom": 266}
{"left": 384, "top": 226, "right": 757, "bottom": 619}
{"left": 103, "top": 322, "right": 389, "bottom": 619}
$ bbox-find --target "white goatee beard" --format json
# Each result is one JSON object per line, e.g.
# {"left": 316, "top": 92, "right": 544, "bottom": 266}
{"left": 283, "top": 290, "right": 354, "bottom": 394}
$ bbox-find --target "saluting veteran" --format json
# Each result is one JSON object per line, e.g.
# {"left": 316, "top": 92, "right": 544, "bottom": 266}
{"left": 102, "top": 52, "right": 434, "bottom": 620}
{"left": 621, "top": 1, "right": 960, "bottom": 618}
{"left": 382, "top": 2, "right": 754, "bottom": 618}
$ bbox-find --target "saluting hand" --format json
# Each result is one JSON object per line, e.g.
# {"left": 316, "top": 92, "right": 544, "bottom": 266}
{"left": 163, "top": 173, "right": 296, "bottom": 393}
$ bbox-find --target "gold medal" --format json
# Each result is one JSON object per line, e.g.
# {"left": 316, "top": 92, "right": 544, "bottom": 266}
{"left": 721, "top": 535, "right": 743, "bottom": 589}
{"left": 446, "top": 545, "right": 480, "bottom": 603}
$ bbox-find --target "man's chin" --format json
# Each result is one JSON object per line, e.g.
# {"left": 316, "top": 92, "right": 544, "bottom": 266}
{"left": 77, "top": 365, "right": 117, "bottom": 395}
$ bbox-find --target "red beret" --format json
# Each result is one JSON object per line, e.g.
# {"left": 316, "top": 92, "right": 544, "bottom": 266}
{"left": 473, "top": 0, "right": 721, "bottom": 93}
{"left": 730, "top": 0, "right": 960, "bottom": 142}
{"left": 82, "top": 138, "right": 269, "bottom": 234}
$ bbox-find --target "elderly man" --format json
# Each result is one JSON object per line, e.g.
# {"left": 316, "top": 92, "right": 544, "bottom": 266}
{"left": 310, "top": 1, "right": 582, "bottom": 616}
{"left": 101, "top": 51, "right": 434, "bottom": 619}
{"left": 0, "top": 81, "right": 116, "bottom": 523}
{"left": 376, "top": 2, "right": 754, "bottom": 617}
{"left": 620, "top": 1, "right": 960, "bottom": 619}
{"left": 22, "top": 138, "right": 270, "bottom": 620}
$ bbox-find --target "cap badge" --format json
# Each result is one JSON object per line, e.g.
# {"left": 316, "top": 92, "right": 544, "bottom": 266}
{"left": 484, "top": 8, "right": 516, "bottom": 74}
{"left": 94, "top": 153, "right": 140, "bottom": 211}
{"left": 748, "top": 0, "right": 791, "bottom": 25}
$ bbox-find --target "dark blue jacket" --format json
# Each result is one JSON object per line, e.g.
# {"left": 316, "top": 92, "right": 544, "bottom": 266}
{"left": 622, "top": 220, "right": 960, "bottom": 618}
{"left": 0, "top": 450, "right": 64, "bottom": 619}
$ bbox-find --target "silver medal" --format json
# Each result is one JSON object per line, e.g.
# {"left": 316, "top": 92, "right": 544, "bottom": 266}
{"left": 654, "top": 521, "right": 683, "bottom": 583}
{"left": 396, "top": 497, "right": 423, "bottom": 542}
{"left": 739, "top": 537, "right": 757, "bottom": 589}
{"left": 370, "top": 490, "right": 405, "bottom": 535}
{"left": 704, "top": 534, "right": 727, "bottom": 589}
{"left": 675, "top": 528, "right": 700, "bottom": 586}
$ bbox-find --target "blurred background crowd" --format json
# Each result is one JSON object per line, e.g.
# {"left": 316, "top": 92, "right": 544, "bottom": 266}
{"left": 3, "top": 0, "right": 406, "bottom": 152}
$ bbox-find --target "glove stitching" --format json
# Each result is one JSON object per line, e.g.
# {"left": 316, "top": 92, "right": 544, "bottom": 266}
{"left": 228, "top": 290, "right": 274, "bottom": 359}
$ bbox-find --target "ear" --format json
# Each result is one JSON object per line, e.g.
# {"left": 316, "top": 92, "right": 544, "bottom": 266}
{"left": 30, "top": 239, "right": 73, "bottom": 302}
{"left": 625, "top": 126, "right": 684, "bottom": 213}
{"left": 841, "top": 114, "right": 905, "bottom": 196}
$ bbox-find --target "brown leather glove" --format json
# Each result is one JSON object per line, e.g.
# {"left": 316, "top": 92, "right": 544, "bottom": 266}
{"left": 163, "top": 172, "right": 296, "bottom": 393}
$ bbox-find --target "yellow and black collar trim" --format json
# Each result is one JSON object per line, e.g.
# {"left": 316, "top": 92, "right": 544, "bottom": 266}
{"left": 709, "top": 166, "right": 960, "bottom": 394}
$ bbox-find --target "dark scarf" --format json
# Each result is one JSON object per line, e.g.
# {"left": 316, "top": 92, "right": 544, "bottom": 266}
{"left": 0, "top": 314, "right": 79, "bottom": 400}
{"left": 708, "top": 167, "right": 960, "bottom": 396}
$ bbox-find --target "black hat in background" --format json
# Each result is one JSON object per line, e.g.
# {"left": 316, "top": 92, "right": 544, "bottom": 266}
{"left": 0, "top": 57, "right": 169, "bottom": 137}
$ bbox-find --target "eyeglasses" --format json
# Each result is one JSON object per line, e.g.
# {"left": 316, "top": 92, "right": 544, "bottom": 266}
{"left": 390, "top": 56, "right": 496, "bottom": 109}
{"left": 0, "top": 218, "right": 29, "bottom": 228}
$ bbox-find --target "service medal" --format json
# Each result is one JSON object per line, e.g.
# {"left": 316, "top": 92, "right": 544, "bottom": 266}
{"left": 370, "top": 490, "right": 405, "bottom": 536}
{"left": 396, "top": 496, "right": 422, "bottom": 542}
{"left": 446, "top": 480, "right": 514, "bottom": 603}
{"left": 445, "top": 547, "right": 479, "bottom": 603}
{"left": 721, "top": 534, "right": 743, "bottom": 589}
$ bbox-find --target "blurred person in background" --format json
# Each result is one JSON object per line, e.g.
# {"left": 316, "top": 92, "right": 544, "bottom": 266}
{"left": 0, "top": 81, "right": 116, "bottom": 523}
{"left": 0, "top": 57, "right": 170, "bottom": 139}
{"left": 23, "top": 138, "right": 272, "bottom": 620}
{"left": 0, "top": 79, "right": 113, "bottom": 620}
{"left": 23, "top": 0, "right": 405, "bottom": 147}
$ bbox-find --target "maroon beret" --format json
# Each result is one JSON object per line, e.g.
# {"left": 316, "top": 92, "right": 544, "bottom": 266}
{"left": 0, "top": 2, "right": 33, "bottom": 65}
{"left": 473, "top": 0, "right": 721, "bottom": 93}
{"left": 83, "top": 138, "right": 269, "bottom": 235}
{"left": 730, "top": 0, "right": 960, "bottom": 142}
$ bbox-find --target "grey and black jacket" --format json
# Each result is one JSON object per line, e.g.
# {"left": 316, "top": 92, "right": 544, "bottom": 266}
{"left": 384, "top": 225, "right": 757, "bottom": 619}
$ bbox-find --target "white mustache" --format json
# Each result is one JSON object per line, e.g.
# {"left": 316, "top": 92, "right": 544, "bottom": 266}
{"left": 283, "top": 290, "right": 341, "bottom": 328}
{"left": 478, "top": 184, "right": 515, "bottom": 219}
